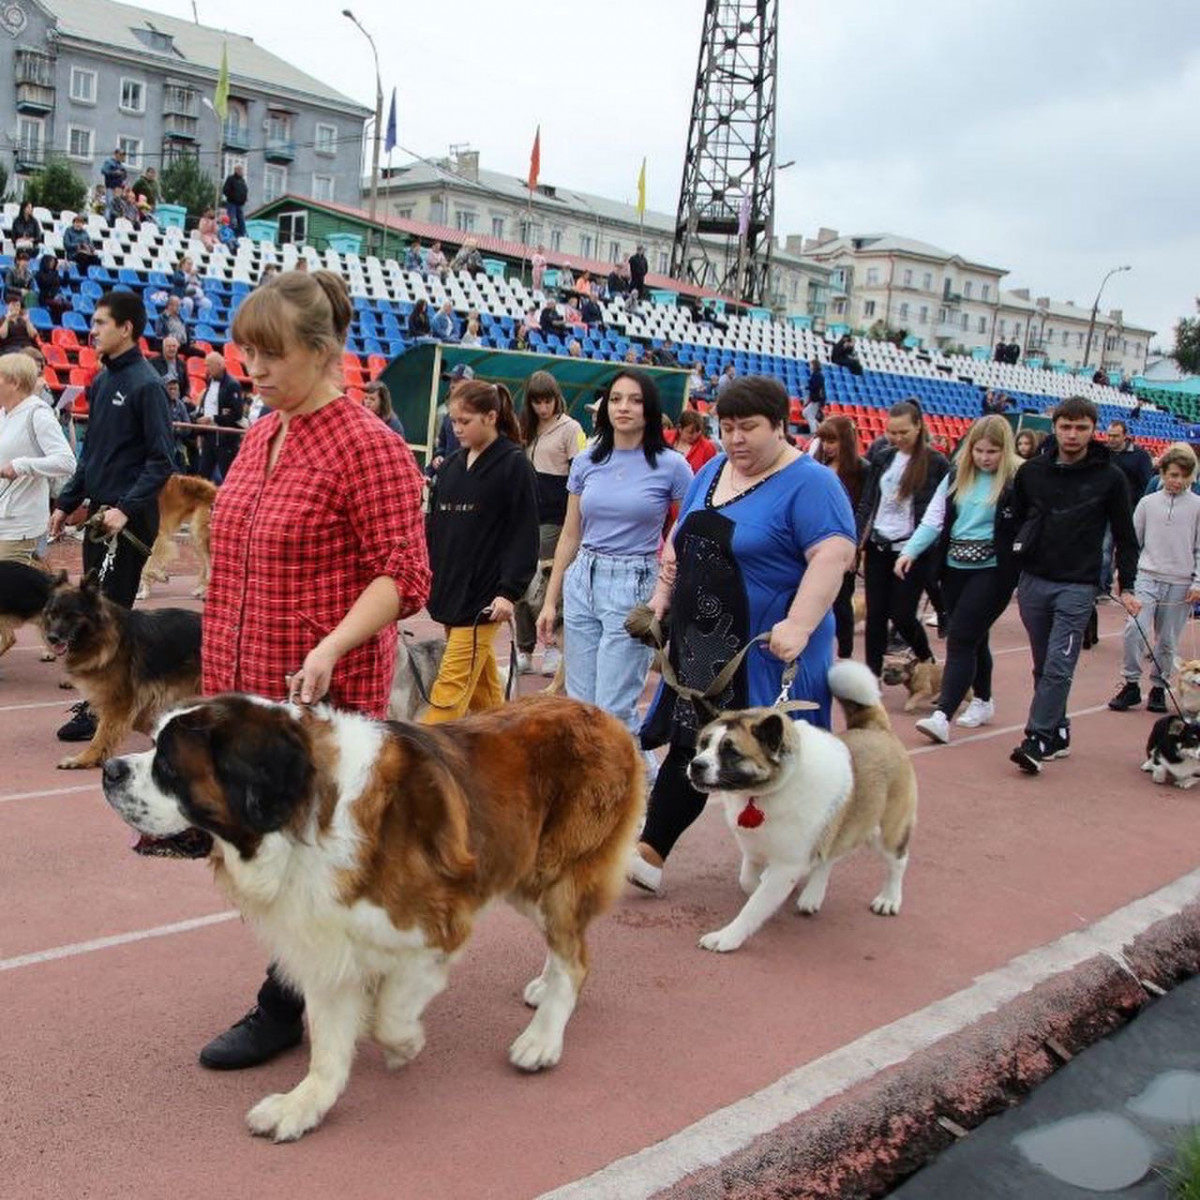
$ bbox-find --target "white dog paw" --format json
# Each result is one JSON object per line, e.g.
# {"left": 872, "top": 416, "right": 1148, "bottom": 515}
{"left": 796, "top": 888, "right": 825, "bottom": 916}
{"left": 870, "top": 894, "right": 902, "bottom": 916}
{"left": 246, "top": 1090, "right": 326, "bottom": 1143}
{"left": 522, "top": 977, "right": 548, "bottom": 1008}
{"left": 698, "top": 927, "right": 744, "bottom": 953}
{"left": 508, "top": 1026, "right": 563, "bottom": 1072}
{"left": 379, "top": 1026, "right": 425, "bottom": 1070}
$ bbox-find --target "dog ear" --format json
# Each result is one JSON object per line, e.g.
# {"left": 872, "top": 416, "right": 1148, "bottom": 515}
{"left": 751, "top": 713, "right": 787, "bottom": 760}
{"left": 80, "top": 568, "right": 101, "bottom": 595}
{"left": 50, "top": 569, "right": 69, "bottom": 590}
{"left": 212, "top": 706, "right": 314, "bottom": 835}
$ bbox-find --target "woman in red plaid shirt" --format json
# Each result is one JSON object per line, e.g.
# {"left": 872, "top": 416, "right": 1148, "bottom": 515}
{"left": 197, "top": 269, "right": 431, "bottom": 1071}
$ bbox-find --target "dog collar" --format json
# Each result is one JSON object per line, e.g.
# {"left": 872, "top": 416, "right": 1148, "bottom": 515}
{"left": 737, "top": 798, "right": 765, "bottom": 829}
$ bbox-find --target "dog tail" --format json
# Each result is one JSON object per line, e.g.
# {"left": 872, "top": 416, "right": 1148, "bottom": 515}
{"left": 171, "top": 474, "right": 219, "bottom": 508}
{"left": 827, "top": 660, "right": 891, "bottom": 732}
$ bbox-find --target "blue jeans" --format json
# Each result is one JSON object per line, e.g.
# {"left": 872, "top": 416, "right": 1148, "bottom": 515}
{"left": 563, "top": 548, "right": 657, "bottom": 739}
{"left": 226, "top": 203, "right": 246, "bottom": 237}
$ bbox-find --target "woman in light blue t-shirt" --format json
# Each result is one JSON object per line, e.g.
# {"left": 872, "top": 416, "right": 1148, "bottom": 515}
{"left": 537, "top": 370, "right": 692, "bottom": 743}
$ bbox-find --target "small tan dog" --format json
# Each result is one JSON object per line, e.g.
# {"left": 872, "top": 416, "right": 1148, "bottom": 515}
{"left": 139, "top": 474, "right": 217, "bottom": 600}
{"left": 686, "top": 660, "right": 917, "bottom": 952}
{"left": 881, "top": 654, "right": 969, "bottom": 713}
{"left": 1174, "top": 658, "right": 1200, "bottom": 718}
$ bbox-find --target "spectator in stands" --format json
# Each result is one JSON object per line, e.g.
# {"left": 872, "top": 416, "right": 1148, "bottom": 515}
{"left": 100, "top": 147, "right": 127, "bottom": 220}
{"left": 221, "top": 163, "right": 248, "bottom": 238}
{"left": 897, "top": 415, "right": 1022, "bottom": 744}
{"left": 652, "top": 339, "right": 680, "bottom": 369}
{"left": 450, "top": 239, "right": 483, "bottom": 275}
{"left": 403, "top": 241, "right": 424, "bottom": 273}
{"left": 715, "top": 363, "right": 737, "bottom": 396}
{"left": 0, "top": 293, "right": 39, "bottom": 355}
{"left": 87, "top": 184, "right": 106, "bottom": 216}
{"left": 814, "top": 415, "right": 867, "bottom": 659}
{"left": 257, "top": 264, "right": 278, "bottom": 288}
{"left": 607, "top": 264, "right": 629, "bottom": 299}
{"left": 856, "top": 399, "right": 950, "bottom": 680}
{"left": 153, "top": 335, "right": 190, "bottom": 398}
{"left": 575, "top": 271, "right": 594, "bottom": 299}
{"left": 628, "top": 245, "right": 648, "bottom": 297}
{"left": 632, "top": 375, "right": 856, "bottom": 892}
{"left": 154, "top": 337, "right": 196, "bottom": 468}
{"left": 687, "top": 361, "right": 708, "bottom": 399}
{"left": 1119, "top": 377, "right": 1135, "bottom": 396}
{"left": 197, "top": 268, "right": 430, "bottom": 1070}
{"left": 362, "top": 379, "right": 405, "bottom": 438}
{"left": 430, "top": 300, "right": 459, "bottom": 342}
{"left": 422, "top": 379, "right": 538, "bottom": 722}
{"left": 831, "top": 333, "right": 863, "bottom": 375}
{"left": 580, "top": 293, "right": 603, "bottom": 326}
{"left": 1014, "top": 429, "right": 1044, "bottom": 460}
{"left": 131, "top": 166, "right": 159, "bottom": 207}
{"left": 63, "top": 215, "right": 101, "bottom": 274}
{"left": 293, "top": 254, "right": 309, "bottom": 273}
{"left": 1109, "top": 443, "right": 1200, "bottom": 715}
{"left": 803, "top": 358, "right": 826, "bottom": 432}
{"left": 35, "top": 254, "right": 70, "bottom": 323}
{"left": 10, "top": 201, "right": 41, "bottom": 253}
{"left": 425, "top": 241, "right": 448, "bottom": 281}
{"left": 217, "top": 213, "right": 237, "bottom": 247}
{"left": 197, "top": 207, "right": 219, "bottom": 252}
{"left": 521, "top": 306, "right": 540, "bottom": 337}
{"left": 993, "top": 342, "right": 1007, "bottom": 363}
{"left": 539, "top": 300, "right": 567, "bottom": 339}
{"left": 674, "top": 408, "right": 717, "bottom": 474}
{"left": 154, "top": 295, "right": 189, "bottom": 348}
{"left": 563, "top": 296, "right": 585, "bottom": 332}
{"left": 460, "top": 316, "right": 482, "bottom": 346}
{"left": 196, "top": 352, "right": 244, "bottom": 482}
{"left": 162, "top": 376, "right": 194, "bottom": 472}
{"left": 428, "top": 364, "right": 472, "bottom": 474}
{"left": 514, "top": 370, "right": 584, "bottom": 676}
{"left": 178, "top": 256, "right": 212, "bottom": 319}
{"left": 407, "top": 298, "right": 431, "bottom": 339}
{"left": 537, "top": 369, "right": 692, "bottom": 773}
{"left": 698, "top": 304, "right": 729, "bottom": 332}
{"left": 4, "top": 251, "right": 35, "bottom": 307}
{"left": 531, "top": 244, "right": 548, "bottom": 293}
{"left": 557, "top": 263, "right": 575, "bottom": 292}
{"left": 0, "top": 352, "right": 76, "bottom": 563}
{"left": 623, "top": 347, "right": 640, "bottom": 364}
{"left": 109, "top": 185, "right": 141, "bottom": 227}
{"left": 1092, "top": 368, "right": 1108, "bottom": 386}
{"left": 1008, "top": 396, "right": 1140, "bottom": 775}
{"left": 566, "top": 339, "right": 583, "bottom": 358}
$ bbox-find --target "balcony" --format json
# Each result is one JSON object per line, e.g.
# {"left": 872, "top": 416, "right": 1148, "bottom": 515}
{"left": 163, "top": 112, "right": 199, "bottom": 141}
{"left": 16, "top": 82, "right": 55, "bottom": 115}
{"left": 162, "top": 86, "right": 199, "bottom": 118}
{"left": 15, "top": 49, "right": 55, "bottom": 114}
{"left": 222, "top": 119, "right": 251, "bottom": 151}
{"left": 265, "top": 137, "right": 296, "bottom": 163}
{"left": 15, "top": 143, "right": 46, "bottom": 173}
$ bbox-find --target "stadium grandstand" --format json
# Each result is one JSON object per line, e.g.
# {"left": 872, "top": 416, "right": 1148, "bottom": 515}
{"left": 3, "top": 200, "right": 1192, "bottom": 456}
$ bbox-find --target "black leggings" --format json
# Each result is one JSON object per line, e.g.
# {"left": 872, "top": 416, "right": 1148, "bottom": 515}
{"left": 641, "top": 742, "right": 707, "bottom": 862}
{"left": 832, "top": 570, "right": 857, "bottom": 659}
{"left": 864, "top": 541, "right": 932, "bottom": 676}
{"left": 937, "top": 566, "right": 1003, "bottom": 715}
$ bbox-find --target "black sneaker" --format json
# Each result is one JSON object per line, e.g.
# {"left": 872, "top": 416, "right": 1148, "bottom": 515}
{"left": 1010, "top": 735, "right": 1047, "bottom": 775}
{"left": 198, "top": 1005, "right": 304, "bottom": 1070}
{"left": 1146, "top": 687, "right": 1168, "bottom": 714}
{"left": 1047, "top": 724, "right": 1071, "bottom": 760}
{"left": 57, "top": 701, "right": 97, "bottom": 742}
{"left": 1107, "top": 682, "right": 1142, "bottom": 711}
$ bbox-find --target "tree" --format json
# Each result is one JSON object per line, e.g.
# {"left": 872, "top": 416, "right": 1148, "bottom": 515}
{"left": 159, "top": 154, "right": 218, "bottom": 223}
{"left": 21, "top": 158, "right": 87, "bottom": 214}
{"left": 1173, "top": 303, "right": 1200, "bottom": 375}
{"left": 0, "top": 162, "right": 10, "bottom": 203}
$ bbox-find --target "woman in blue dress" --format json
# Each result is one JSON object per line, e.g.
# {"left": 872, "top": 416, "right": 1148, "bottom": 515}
{"left": 631, "top": 376, "right": 858, "bottom": 893}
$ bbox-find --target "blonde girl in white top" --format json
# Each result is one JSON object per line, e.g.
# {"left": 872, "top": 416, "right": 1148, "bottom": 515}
{"left": 0, "top": 352, "right": 76, "bottom": 562}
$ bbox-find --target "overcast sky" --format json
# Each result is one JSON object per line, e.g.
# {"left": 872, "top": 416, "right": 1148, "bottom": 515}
{"left": 164, "top": 0, "right": 1199, "bottom": 348}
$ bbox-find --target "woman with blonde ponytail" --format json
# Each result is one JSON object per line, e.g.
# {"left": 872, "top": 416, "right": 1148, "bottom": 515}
{"left": 423, "top": 378, "right": 540, "bottom": 721}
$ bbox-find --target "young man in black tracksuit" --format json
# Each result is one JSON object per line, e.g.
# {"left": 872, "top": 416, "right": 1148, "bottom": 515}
{"left": 1008, "top": 396, "right": 1141, "bottom": 774}
{"left": 49, "top": 290, "right": 176, "bottom": 740}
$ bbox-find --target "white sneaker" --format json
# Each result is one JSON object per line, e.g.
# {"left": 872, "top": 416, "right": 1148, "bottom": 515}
{"left": 627, "top": 849, "right": 662, "bottom": 895}
{"left": 915, "top": 710, "right": 950, "bottom": 744}
{"left": 956, "top": 698, "right": 995, "bottom": 728}
{"left": 516, "top": 651, "right": 535, "bottom": 675}
{"left": 541, "top": 646, "right": 562, "bottom": 676}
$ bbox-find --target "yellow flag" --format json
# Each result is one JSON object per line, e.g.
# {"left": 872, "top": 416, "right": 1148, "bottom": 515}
{"left": 636, "top": 157, "right": 646, "bottom": 216}
{"left": 214, "top": 43, "right": 229, "bottom": 120}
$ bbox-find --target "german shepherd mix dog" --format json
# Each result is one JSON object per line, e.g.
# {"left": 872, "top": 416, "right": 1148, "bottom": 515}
{"left": 101, "top": 693, "right": 644, "bottom": 1142}
{"left": 139, "top": 474, "right": 218, "bottom": 599}
{"left": 42, "top": 571, "right": 202, "bottom": 769}
{"left": 387, "top": 634, "right": 446, "bottom": 721}
{"left": 687, "top": 660, "right": 918, "bottom": 953}
{"left": 0, "top": 560, "right": 58, "bottom": 659}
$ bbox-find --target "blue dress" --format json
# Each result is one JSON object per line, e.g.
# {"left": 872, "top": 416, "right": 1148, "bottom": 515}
{"left": 641, "top": 452, "right": 856, "bottom": 746}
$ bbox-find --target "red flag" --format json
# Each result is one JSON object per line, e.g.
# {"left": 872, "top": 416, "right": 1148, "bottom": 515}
{"left": 527, "top": 126, "right": 541, "bottom": 191}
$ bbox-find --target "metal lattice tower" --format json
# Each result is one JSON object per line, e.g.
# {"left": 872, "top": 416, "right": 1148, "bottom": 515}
{"left": 670, "top": 0, "right": 779, "bottom": 305}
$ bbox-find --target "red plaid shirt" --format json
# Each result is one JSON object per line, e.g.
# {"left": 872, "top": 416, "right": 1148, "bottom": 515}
{"left": 203, "top": 396, "right": 430, "bottom": 716}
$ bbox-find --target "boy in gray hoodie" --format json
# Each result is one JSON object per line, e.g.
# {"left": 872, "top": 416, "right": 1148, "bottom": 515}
{"left": 1109, "top": 443, "right": 1200, "bottom": 713}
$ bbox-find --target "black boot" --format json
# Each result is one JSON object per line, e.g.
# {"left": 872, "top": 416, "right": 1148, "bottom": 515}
{"left": 198, "top": 1004, "right": 304, "bottom": 1070}
{"left": 57, "top": 701, "right": 97, "bottom": 742}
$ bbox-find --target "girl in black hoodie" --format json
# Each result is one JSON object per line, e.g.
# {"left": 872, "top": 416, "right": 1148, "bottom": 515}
{"left": 423, "top": 379, "right": 539, "bottom": 722}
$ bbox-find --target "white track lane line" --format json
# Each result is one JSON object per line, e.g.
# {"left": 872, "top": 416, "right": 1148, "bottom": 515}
{"left": 0, "top": 699, "right": 78, "bottom": 713}
{"left": 0, "top": 783, "right": 98, "bottom": 804}
{"left": 537, "top": 866, "right": 1200, "bottom": 1200}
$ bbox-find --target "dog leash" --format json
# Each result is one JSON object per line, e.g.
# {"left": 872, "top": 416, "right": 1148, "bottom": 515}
{"left": 1127, "top": 599, "right": 1195, "bottom": 720}
{"left": 415, "top": 608, "right": 520, "bottom": 714}
{"left": 83, "top": 506, "right": 155, "bottom": 584}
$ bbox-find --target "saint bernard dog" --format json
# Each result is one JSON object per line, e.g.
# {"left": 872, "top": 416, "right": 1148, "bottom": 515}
{"left": 686, "top": 660, "right": 917, "bottom": 953}
{"left": 101, "top": 693, "right": 645, "bottom": 1142}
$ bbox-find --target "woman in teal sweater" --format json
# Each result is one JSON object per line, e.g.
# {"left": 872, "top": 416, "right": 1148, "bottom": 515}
{"left": 895, "top": 415, "right": 1021, "bottom": 743}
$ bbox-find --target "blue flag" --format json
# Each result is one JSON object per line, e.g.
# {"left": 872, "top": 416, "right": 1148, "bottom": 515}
{"left": 384, "top": 87, "right": 397, "bottom": 154}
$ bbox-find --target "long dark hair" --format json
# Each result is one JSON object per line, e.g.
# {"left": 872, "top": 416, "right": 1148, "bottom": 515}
{"left": 889, "top": 399, "right": 932, "bottom": 502}
{"left": 519, "top": 370, "right": 565, "bottom": 443}
{"left": 590, "top": 369, "right": 667, "bottom": 467}
{"left": 452, "top": 380, "right": 521, "bottom": 442}
{"left": 816, "top": 415, "right": 865, "bottom": 504}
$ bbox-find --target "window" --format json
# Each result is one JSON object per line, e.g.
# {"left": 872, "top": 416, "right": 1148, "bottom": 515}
{"left": 919, "top": 306, "right": 928, "bottom": 324}
{"left": 491, "top": 216, "right": 505, "bottom": 239}
{"left": 118, "top": 136, "right": 143, "bottom": 168}
{"left": 863, "top": 300, "right": 876, "bottom": 317}
{"left": 222, "top": 153, "right": 247, "bottom": 180}
{"left": 1045, "top": 329, "right": 1055, "bottom": 344}
{"left": 266, "top": 112, "right": 292, "bottom": 142}
{"left": 833, "top": 299, "right": 847, "bottom": 316}
{"left": 866, "top": 267, "right": 879, "bottom": 286}
{"left": 977, "top": 316, "right": 986, "bottom": 333}
{"left": 580, "top": 233, "right": 593, "bottom": 257}
{"left": 938, "top": 307, "right": 947, "bottom": 323}
{"left": 899, "top": 302, "right": 909, "bottom": 321}
{"left": 1013, "top": 323, "right": 1022, "bottom": 339}
{"left": 263, "top": 164, "right": 288, "bottom": 203}
{"left": 960, "top": 312, "right": 969, "bottom": 331}
{"left": 70, "top": 67, "right": 97, "bottom": 105}
{"left": 902, "top": 268, "right": 912, "bottom": 286}
{"left": 963, "top": 281, "right": 973, "bottom": 299}
{"left": 428, "top": 197, "right": 445, "bottom": 224}
{"left": 658, "top": 251, "right": 669, "bottom": 273}
{"left": 393, "top": 206, "right": 413, "bottom": 220}
{"left": 923, "top": 272, "right": 932, "bottom": 291}
{"left": 278, "top": 211, "right": 307, "bottom": 246}
{"left": 1078, "top": 332, "right": 1086, "bottom": 348}
{"left": 119, "top": 78, "right": 145, "bottom": 114}
{"left": 16, "top": 116, "right": 44, "bottom": 166}
{"left": 455, "top": 210, "right": 476, "bottom": 233}
{"left": 549, "top": 229, "right": 563, "bottom": 251}
{"left": 982, "top": 284, "right": 990, "bottom": 301}
{"left": 999, "top": 320, "right": 1007, "bottom": 336}
{"left": 67, "top": 126, "right": 93, "bottom": 162}
{"left": 312, "top": 175, "right": 335, "bottom": 202}
{"left": 609, "top": 240, "right": 621, "bottom": 263}
{"left": 314, "top": 124, "right": 337, "bottom": 156}
{"left": 791, "top": 279, "right": 799, "bottom": 301}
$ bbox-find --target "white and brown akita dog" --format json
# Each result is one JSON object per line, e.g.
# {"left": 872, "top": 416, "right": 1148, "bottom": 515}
{"left": 687, "top": 660, "right": 918, "bottom": 952}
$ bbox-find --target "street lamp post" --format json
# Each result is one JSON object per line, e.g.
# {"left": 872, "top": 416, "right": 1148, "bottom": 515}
{"left": 200, "top": 97, "right": 225, "bottom": 213}
{"left": 342, "top": 9, "right": 382, "bottom": 244}
{"left": 1082, "top": 264, "right": 1131, "bottom": 371}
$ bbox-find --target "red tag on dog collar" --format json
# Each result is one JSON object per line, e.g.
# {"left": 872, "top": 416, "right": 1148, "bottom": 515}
{"left": 737, "top": 799, "right": 765, "bottom": 829}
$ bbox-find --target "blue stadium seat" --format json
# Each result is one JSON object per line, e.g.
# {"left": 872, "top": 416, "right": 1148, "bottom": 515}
{"left": 63, "top": 311, "right": 90, "bottom": 334}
